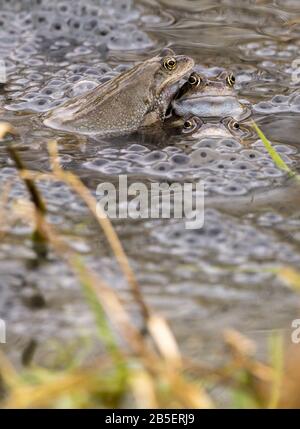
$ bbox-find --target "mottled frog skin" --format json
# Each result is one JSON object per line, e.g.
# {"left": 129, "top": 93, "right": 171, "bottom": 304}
{"left": 172, "top": 71, "right": 251, "bottom": 120}
{"left": 43, "top": 50, "right": 194, "bottom": 137}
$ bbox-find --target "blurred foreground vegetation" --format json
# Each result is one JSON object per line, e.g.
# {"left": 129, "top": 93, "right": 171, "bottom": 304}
{"left": 1, "top": 122, "right": 300, "bottom": 409}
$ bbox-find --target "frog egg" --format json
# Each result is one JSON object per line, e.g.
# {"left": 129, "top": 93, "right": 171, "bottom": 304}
{"left": 66, "top": 17, "right": 85, "bottom": 33}
{"left": 68, "top": 64, "right": 90, "bottom": 74}
{"left": 56, "top": 2, "right": 74, "bottom": 15}
{"left": 212, "top": 160, "right": 233, "bottom": 171}
{"left": 142, "top": 151, "right": 167, "bottom": 164}
{"left": 47, "top": 79, "right": 65, "bottom": 87}
{"left": 152, "top": 162, "right": 174, "bottom": 173}
{"left": 130, "top": 31, "right": 153, "bottom": 49}
{"left": 125, "top": 144, "right": 150, "bottom": 153}
{"left": 261, "top": 167, "right": 285, "bottom": 178}
{"left": 192, "top": 139, "right": 219, "bottom": 149}
{"left": 218, "top": 138, "right": 242, "bottom": 150}
{"left": 67, "top": 74, "right": 83, "bottom": 83}
{"left": 163, "top": 146, "right": 183, "bottom": 154}
{"left": 122, "top": 153, "right": 144, "bottom": 162}
{"left": 289, "top": 94, "right": 300, "bottom": 106}
{"left": 102, "top": 165, "right": 123, "bottom": 175}
{"left": 115, "top": 64, "right": 131, "bottom": 73}
{"left": 276, "top": 153, "right": 295, "bottom": 165}
{"left": 40, "top": 87, "right": 65, "bottom": 100}
{"left": 69, "top": 80, "right": 98, "bottom": 97}
{"left": 204, "top": 177, "right": 225, "bottom": 191}
{"left": 257, "top": 158, "right": 276, "bottom": 168}
{"left": 19, "top": 13, "right": 34, "bottom": 29}
{"left": 257, "top": 212, "right": 284, "bottom": 226}
{"left": 107, "top": 28, "right": 152, "bottom": 50}
{"left": 274, "top": 144, "right": 297, "bottom": 155}
{"left": 170, "top": 154, "right": 190, "bottom": 166}
{"left": 114, "top": 0, "right": 134, "bottom": 14}
{"left": 66, "top": 46, "right": 93, "bottom": 57}
{"left": 23, "top": 90, "right": 43, "bottom": 100}
{"left": 244, "top": 170, "right": 265, "bottom": 179}
{"left": 254, "top": 101, "right": 278, "bottom": 114}
{"left": 82, "top": 18, "right": 99, "bottom": 32}
{"left": 49, "top": 19, "right": 69, "bottom": 35}
{"left": 231, "top": 161, "right": 254, "bottom": 171}
{"left": 32, "top": 12, "right": 52, "bottom": 26}
{"left": 27, "top": 97, "right": 59, "bottom": 112}
{"left": 213, "top": 182, "right": 248, "bottom": 196}
{"left": 84, "top": 159, "right": 111, "bottom": 172}
{"left": 271, "top": 94, "right": 289, "bottom": 105}
{"left": 98, "top": 147, "right": 119, "bottom": 156}
{"left": 99, "top": 72, "right": 118, "bottom": 84}
{"left": 241, "top": 149, "right": 265, "bottom": 161}
{"left": 111, "top": 160, "right": 131, "bottom": 168}
{"left": 107, "top": 31, "right": 131, "bottom": 50}
{"left": 227, "top": 154, "right": 240, "bottom": 162}
{"left": 128, "top": 165, "right": 145, "bottom": 173}
{"left": 189, "top": 148, "right": 220, "bottom": 166}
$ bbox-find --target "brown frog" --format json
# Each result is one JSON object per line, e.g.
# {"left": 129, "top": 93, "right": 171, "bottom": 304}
{"left": 171, "top": 71, "right": 251, "bottom": 121}
{"left": 43, "top": 50, "right": 194, "bottom": 137}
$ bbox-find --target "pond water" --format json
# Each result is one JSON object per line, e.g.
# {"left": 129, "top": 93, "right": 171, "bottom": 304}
{"left": 0, "top": 0, "right": 300, "bottom": 370}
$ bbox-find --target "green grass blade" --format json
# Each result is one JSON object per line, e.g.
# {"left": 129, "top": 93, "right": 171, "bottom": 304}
{"left": 252, "top": 121, "right": 297, "bottom": 178}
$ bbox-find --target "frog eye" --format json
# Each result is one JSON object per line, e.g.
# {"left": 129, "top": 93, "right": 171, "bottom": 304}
{"left": 188, "top": 73, "right": 201, "bottom": 86}
{"left": 226, "top": 119, "right": 241, "bottom": 131}
{"left": 183, "top": 120, "right": 194, "bottom": 129}
{"left": 163, "top": 57, "right": 177, "bottom": 71}
{"left": 182, "top": 117, "right": 201, "bottom": 133}
{"left": 182, "top": 117, "right": 203, "bottom": 134}
{"left": 226, "top": 73, "right": 236, "bottom": 87}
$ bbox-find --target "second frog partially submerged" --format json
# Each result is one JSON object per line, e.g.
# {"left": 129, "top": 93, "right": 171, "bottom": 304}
{"left": 171, "top": 70, "right": 251, "bottom": 121}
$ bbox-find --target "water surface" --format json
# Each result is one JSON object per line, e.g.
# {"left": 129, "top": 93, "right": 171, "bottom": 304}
{"left": 0, "top": 0, "right": 300, "bottom": 369}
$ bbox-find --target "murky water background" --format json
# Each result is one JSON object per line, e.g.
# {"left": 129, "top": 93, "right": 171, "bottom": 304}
{"left": 1, "top": 0, "right": 300, "bottom": 370}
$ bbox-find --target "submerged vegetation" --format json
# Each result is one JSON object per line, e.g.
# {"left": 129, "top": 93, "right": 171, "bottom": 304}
{"left": 1, "top": 123, "right": 300, "bottom": 409}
